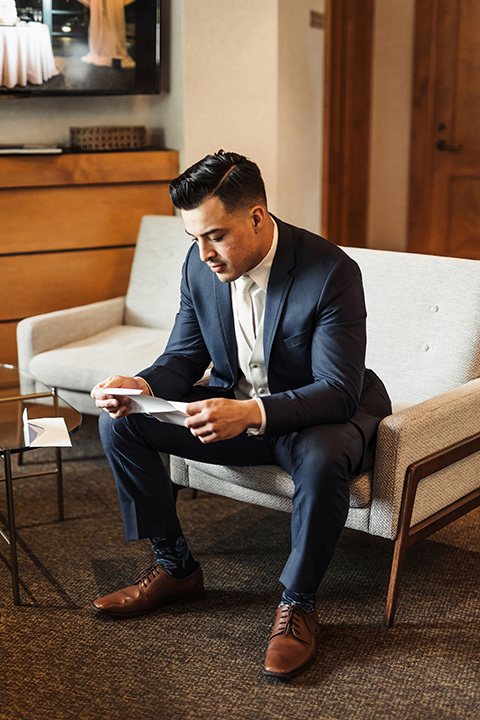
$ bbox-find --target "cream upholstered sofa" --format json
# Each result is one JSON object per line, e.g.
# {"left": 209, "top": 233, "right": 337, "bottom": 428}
{"left": 17, "top": 215, "right": 188, "bottom": 415}
{"left": 17, "top": 216, "right": 480, "bottom": 625}
{"left": 169, "top": 247, "right": 480, "bottom": 626}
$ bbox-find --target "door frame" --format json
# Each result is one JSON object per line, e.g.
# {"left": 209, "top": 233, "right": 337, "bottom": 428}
{"left": 322, "top": 0, "right": 375, "bottom": 247}
{"left": 407, "top": 0, "right": 437, "bottom": 253}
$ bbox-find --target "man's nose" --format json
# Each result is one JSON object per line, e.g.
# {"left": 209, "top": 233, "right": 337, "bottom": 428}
{"left": 197, "top": 239, "right": 216, "bottom": 263}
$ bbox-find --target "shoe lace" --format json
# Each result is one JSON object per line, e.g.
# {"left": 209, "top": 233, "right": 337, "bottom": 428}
{"left": 277, "top": 605, "right": 303, "bottom": 636}
{"left": 134, "top": 562, "right": 164, "bottom": 587}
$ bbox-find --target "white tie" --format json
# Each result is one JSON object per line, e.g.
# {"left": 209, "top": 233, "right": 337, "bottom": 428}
{"left": 236, "top": 275, "right": 256, "bottom": 349}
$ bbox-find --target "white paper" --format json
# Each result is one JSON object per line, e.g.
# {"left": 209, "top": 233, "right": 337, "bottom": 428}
{"left": 22, "top": 408, "right": 72, "bottom": 447}
{"left": 99, "top": 387, "right": 143, "bottom": 395}
{"left": 99, "top": 388, "right": 188, "bottom": 427}
{"left": 0, "top": 146, "right": 63, "bottom": 154}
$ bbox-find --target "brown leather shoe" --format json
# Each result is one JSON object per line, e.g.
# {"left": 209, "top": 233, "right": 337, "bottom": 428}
{"left": 263, "top": 604, "right": 320, "bottom": 680}
{"left": 91, "top": 563, "right": 204, "bottom": 618}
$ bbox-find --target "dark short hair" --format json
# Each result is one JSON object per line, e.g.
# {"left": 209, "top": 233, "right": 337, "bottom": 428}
{"left": 169, "top": 150, "right": 267, "bottom": 212}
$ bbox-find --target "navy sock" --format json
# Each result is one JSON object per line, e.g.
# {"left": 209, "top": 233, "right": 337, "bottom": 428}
{"left": 278, "top": 588, "right": 316, "bottom": 613}
{"left": 150, "top": 533, "right": 198, "bottom": 579}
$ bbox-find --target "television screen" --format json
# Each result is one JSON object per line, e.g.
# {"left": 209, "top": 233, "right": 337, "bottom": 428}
{"left": 0, "top": 0, "right": 160, "bottom": 96}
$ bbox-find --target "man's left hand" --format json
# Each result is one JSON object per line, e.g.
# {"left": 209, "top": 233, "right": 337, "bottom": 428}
{"left": 184, "top": 398, "right": 261, "bottom": 443}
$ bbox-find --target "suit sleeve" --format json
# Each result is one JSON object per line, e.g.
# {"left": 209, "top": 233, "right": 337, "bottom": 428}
{"left": 262, "top": 257, "right": 367, "bottom": 437}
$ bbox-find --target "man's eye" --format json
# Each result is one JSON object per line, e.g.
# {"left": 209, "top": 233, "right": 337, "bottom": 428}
{"left": 191, "top": 234, "right": 225, "bottom": 244}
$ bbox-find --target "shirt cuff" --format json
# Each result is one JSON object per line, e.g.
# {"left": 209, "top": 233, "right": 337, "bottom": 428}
{"left": 134, "top": 377, "right": 154, "bottom": 396}
{"left": 247, "top": 397, "right": 267, "bottom": 436}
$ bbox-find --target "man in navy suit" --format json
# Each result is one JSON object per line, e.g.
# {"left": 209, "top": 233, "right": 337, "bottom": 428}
{"left": 91, "top": 151, "right": 391, "bottom": 680}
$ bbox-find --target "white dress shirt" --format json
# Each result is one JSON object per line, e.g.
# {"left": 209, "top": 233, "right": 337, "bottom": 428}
{"left": 231, "top": 218, "right": 278, "bottom": 434}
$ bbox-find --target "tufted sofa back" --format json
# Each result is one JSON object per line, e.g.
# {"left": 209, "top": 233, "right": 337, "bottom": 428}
{"left": 344, "top": 247, "right": 480, "bottom": 408}
{"left": 124, "top": 215, "right": 188, "bottom": 329}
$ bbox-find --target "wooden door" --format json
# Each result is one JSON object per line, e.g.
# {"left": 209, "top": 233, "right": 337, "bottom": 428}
{"left": 409, "top": 0, "right": 480, "bottom": 259}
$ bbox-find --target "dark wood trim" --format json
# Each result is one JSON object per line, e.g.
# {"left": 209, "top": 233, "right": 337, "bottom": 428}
{"left": 0, "top": 244, "right": 136, "bottom": 259}
{"left": 322, "top": 0, "right": 374, "bottom": 246}
{"left": 407, "top": 0, "right": 438, "bottom": 253}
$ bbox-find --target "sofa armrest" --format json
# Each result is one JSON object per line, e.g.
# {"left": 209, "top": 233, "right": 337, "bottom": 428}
{"left": 369, "top": 378, "right": 480, "bottom": 539}
{"left": 17, "top": 297, "right": 126, "bottom": 371}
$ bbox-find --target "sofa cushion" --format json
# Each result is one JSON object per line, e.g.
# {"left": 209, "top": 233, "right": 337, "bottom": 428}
{"left": 343, "top": 247, "right": 480, "bottom": 407}
{"left": 124, "top": 215, "right": 187, "bottom": 329}
{"left": 182, "top": 459, "right": 372, "bottom": 510}
{"left": 29, "top": 325, "right": 171, "bottom": 392}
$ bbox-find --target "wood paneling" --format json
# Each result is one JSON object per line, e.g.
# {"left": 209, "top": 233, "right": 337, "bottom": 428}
{"left": 0, "top": 150, "right": 179, "bottom": 364}
{"left": 0, "top": 323, "right": 19, "bottom": 365}
{"left": 0, "top": 150, "right": 179, "bottom": 190}
{"left": 0, "top": 183, "right": 172, "bottom": 253}
{"left": 0, "top": 247, "right": 135, "bottom": 321}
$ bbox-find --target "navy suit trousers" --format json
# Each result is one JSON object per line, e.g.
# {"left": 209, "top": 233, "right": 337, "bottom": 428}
{"left": 99, "top": 386, "right": 374, "bottom": 594}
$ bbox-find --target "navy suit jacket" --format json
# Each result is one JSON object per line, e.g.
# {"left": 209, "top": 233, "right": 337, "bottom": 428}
{"left": 137, "top": 217, "right": 391, "bottom": 444}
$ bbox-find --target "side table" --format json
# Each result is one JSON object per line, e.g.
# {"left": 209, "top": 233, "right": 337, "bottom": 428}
{"left": 0, "top": 363, "right": 82, "bottom": 604}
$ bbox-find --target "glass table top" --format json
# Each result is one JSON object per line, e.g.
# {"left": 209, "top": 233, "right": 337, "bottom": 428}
{"left": 0, "top": 363, "right": 82, "bottom": 454}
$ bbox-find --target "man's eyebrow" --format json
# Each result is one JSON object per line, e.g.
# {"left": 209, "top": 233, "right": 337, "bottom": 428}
{"left": 184, "top": 227, "right": 225, "bottom": 238}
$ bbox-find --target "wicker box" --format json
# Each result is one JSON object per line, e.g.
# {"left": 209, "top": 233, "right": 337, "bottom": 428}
{"left": 70, "top": 126, "right": 148, "bottom": 152}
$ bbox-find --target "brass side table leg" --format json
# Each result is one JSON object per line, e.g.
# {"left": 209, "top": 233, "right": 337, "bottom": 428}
{"left": 16, "top": 400, "right": 26, "bottom": 467}
{"left": 53, "top": 391, "right": 64, "bottom": 522}
{"left": 4, "top": 448, "right": 20, "bottom": 605}
{"left": 55, "top": 447, "right": 64, "bottom": 522}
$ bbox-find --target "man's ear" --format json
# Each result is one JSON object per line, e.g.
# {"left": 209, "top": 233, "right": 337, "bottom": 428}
{"left": 251, "top": 205, "right": 266, "bottom": 231}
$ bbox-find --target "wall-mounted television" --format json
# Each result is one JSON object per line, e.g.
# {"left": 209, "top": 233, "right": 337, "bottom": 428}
{"left": 0, "top": 0, "right": 160, "bottom": 97}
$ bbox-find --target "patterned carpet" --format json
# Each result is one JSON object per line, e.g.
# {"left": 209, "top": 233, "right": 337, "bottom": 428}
{"left": 1, "top": 416, "right": 479, "bottom": 720}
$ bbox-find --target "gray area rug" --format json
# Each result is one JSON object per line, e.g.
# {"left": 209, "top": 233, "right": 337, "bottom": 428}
{"left": 1, "top": 416, "right": 479, "bottom": 720}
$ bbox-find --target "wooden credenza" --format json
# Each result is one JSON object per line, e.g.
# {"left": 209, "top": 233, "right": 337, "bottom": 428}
{"left": 0, "top": 149, "right": 179, "bottom": 365}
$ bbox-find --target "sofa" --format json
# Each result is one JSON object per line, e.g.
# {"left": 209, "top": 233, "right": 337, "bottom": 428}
{"left": 17, "top": 215, "right": 480, "bottom": 625}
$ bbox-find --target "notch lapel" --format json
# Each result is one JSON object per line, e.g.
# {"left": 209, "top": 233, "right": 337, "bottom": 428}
{"left": 263, "top": 219, "right": 296, "bottom": 371}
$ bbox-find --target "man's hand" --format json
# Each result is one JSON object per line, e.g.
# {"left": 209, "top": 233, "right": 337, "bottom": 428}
{"left": 91, "top": 375, "right": 152, "bottom": 418}
{"left": 184, "top": 398, "right": 262, "bottom": 443}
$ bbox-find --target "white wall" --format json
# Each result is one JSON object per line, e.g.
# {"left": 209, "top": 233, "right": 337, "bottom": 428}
{"left": 181, "top": 0, "right": 414, "bottom": 245}
{"left": 182, "top": 0, "right": 279, "bottom": 210}
{"left": 367, "top": 0, "right": 415, "bottom": 251}
{"left": 154, "top": 0, "right": 184, "bottom": 153}
{"left": 278, "top": 0, "right": 324, "bottom": 232}
{"left": 0, "top": 94, "right": 157, "bottom": 148}
{"left": 182, "top": 0, "right": 324, "bottom": 232}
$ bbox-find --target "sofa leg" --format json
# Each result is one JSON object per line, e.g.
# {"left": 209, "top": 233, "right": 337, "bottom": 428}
{"left": 171, "top": 482, "right": 198, "bottom": 504}
{"left": 171, "top": 481, "right": 180, "bottom": 504}
{"left": 384, "top": 432, "right": 480, "bottom": 627}
{"left": 383, "top": 458, "right": 423, "bottom": 628}
{"left": 384, "top": 535, "right": 408, "bottom": 628}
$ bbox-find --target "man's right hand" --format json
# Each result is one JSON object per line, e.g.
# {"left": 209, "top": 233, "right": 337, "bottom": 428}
{"left": 91, "top": 375, "right": 152, "bottom": 419}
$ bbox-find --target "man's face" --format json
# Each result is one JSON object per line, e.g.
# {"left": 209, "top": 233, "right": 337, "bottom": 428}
{"left": 181, "top": 195, "right": 271, "bottom": 283}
